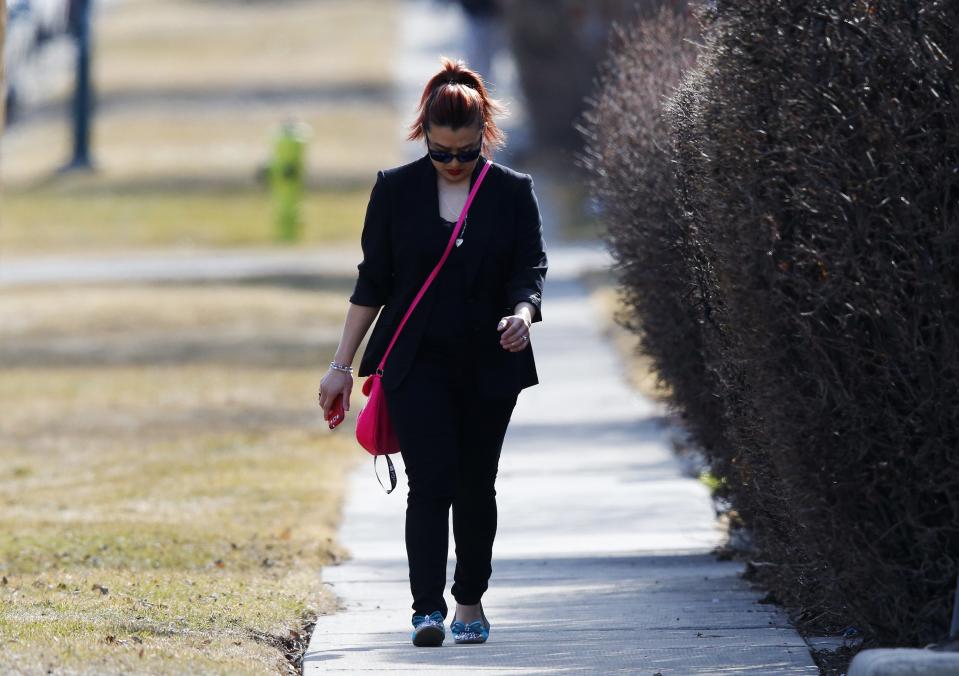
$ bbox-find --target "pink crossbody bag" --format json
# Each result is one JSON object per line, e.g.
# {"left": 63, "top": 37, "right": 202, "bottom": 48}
{"left": 356, "top": 161, "right": 493, "bottom": 493}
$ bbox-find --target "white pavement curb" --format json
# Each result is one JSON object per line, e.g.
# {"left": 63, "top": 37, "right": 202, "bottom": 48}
{"left": 848, "top": 648, "right": 959, "bottom": 676}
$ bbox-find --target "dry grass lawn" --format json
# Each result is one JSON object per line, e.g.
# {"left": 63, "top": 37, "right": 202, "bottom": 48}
{"left": 1, "top": 106, "right": 399, "bottom": 191}
{"left": 1, "top": 0, "right": 401, "bottom": 254}
{"left": 0, "top": 1, "right": 395, "bottom": 668}
{"left": 0, "top": 282, "right": 363, "bottom": 674}
{"left": 95, "top": 0, "right": 395, "bottom": 93}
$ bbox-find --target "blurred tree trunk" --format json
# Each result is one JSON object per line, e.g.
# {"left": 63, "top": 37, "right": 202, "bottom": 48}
{"left": 501, "top": 0, "right": 687, "bottom": 153}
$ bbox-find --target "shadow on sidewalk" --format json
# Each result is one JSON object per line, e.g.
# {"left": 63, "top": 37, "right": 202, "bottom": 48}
{"left": 307, "top": 551, "right": 813, "bottom": 673}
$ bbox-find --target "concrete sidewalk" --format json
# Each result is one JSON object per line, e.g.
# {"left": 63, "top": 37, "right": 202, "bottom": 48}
{"left": 302, "top": 262, "right": 818, "bottom": 673}
{"left": 302, "top": 8, "right": 811, "bottom": 662}
{"left": 0, "top": 246, "right": 361, "bottom": 287}
{"left": 0, "top": 243, "right": 609, "bottom": 287}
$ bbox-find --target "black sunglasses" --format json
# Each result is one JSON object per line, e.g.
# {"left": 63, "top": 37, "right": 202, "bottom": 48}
{"left": 424, "top": 127, "right": 484, "bottom": 164}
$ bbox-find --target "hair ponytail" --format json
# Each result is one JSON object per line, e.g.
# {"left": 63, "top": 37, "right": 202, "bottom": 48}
{"left": 407, "top": 56, "right": 507, "bottom": 156}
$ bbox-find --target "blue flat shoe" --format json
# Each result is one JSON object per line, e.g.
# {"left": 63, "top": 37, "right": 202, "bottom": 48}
{"left": 411, "top": 610, "right": 445, "bottom": 647}
{"left": 451, "top": 601, "right": 490, "bottom": 644}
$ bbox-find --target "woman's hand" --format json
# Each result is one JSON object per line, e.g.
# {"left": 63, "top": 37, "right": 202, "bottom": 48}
{"left": 497, "top": 314, "right": 531, "bottom": 352}
{"left": 318, "top": 368, "right": 353, "bottom": 421}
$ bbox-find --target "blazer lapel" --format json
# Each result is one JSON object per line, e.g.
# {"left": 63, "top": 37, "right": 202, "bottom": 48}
{"left": 462, "top": 155, "right": 493, "bottom": 292}
{"left": 422, "top": 152, "right": 440, "bottom": 228}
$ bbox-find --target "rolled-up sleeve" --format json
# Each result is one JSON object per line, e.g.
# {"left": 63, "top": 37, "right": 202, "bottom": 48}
{"left": 507, "top": 174, "right": 548, "bottom": 323}
{"left": 349, "top": 170, "right": 393, "bottom": 307}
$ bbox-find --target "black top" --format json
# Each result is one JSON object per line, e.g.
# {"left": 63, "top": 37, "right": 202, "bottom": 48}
{"left": 421, "top": 214, "right": 472, "bottom": 350}
{"left": 458, "top": 0, "right": 501, "bottom": 18}
{"left": 349, "top": 153, "right": 548, "bottom": 397}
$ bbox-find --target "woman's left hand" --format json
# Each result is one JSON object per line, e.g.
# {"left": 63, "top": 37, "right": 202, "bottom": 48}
{"left": 497, "top": 314, "right": 531, "bottom": 352}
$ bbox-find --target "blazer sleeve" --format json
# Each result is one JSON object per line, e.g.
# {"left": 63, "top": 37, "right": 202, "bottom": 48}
{"left": 349, "top": 170, "right": 393, "bottom": 307}
{"left": 507, "top": 174, "right": 548, "bottom": 323}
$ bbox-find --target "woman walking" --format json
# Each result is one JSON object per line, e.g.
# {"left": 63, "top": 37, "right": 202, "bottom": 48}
{"left": 317, "top": 57, "right": 547, "bottom": 647}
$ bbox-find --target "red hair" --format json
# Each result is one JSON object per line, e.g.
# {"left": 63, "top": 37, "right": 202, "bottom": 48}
{"left": 407, "top": 56, "right": 507, "bottom": 155}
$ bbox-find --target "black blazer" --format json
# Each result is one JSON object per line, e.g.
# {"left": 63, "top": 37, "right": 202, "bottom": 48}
{"left": 349, "top": 152, "right": 548, "bottom": 397}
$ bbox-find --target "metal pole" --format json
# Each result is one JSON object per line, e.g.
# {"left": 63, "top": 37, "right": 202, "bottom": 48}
{"left": 1, "top": 3, "right": 6, "bottom": 130}
{"left": 64, "top": 0, "right": 94, "bottom": 171}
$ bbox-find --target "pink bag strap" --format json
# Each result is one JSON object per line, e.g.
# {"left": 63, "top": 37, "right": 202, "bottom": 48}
{"left": 375, "top": 160, "right": 493, "bottom": 374}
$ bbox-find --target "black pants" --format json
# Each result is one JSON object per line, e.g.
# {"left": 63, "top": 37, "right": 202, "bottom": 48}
{"left": 385, "top": 339, "right": 517, "bottom": 621}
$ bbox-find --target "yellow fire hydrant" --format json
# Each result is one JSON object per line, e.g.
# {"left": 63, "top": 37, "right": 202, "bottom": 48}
{"left": 269, "top": 120, "right": 311, "bottom": 242}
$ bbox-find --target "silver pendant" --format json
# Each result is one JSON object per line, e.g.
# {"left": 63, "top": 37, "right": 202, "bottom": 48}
{"left": 455, "top": 238, "right": 464, "bottom": 247}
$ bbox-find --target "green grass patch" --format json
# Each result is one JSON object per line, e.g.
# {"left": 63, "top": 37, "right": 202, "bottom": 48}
{"left": 0, "top": 187, "right": 370, "bottom": 253}
{"left": 698, "top": 470, "right": 727, "bottom": 496}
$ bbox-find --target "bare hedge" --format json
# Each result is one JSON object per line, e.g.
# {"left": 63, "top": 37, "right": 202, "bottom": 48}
{"left": 583, "top": 0, "right": 959, "bottom": 647}
{"left": 578, "top": 7, "right": 730, "bottom": 463}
